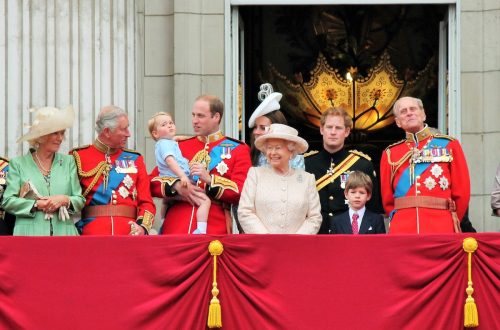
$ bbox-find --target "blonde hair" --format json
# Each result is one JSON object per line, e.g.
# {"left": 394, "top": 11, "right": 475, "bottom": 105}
{"left": 320, "top": 107, "right": 353, "bottom": 129}
{"left": 345, "top": 171, "right": 373, "bottom": 195}
{"left": 148, "top": 111, "right": 172, "bottom": 140}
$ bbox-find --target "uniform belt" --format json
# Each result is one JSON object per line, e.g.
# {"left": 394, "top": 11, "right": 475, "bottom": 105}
{"left": 82, "top": 205, "right": 137, "bottom": 219}
{"left": 394, "top": 196, "right": 452, "bottom": 210}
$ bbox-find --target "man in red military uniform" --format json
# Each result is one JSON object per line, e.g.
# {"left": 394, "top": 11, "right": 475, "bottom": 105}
{"left": 72, "top": 106, "right": 155, "bottom": 235}
{"left": 150, "top": 95, "right": 251, "bottom": 234}
{"left": 380, "top": 96, "right": 470, "bottom": 234}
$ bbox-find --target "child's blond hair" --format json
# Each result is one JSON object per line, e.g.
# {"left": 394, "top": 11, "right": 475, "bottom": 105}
{"left": 345, "top": 171, "right": 373, "bottom": 195}
{"left": 148, "top": 111, "right": 172, "bottom": 141}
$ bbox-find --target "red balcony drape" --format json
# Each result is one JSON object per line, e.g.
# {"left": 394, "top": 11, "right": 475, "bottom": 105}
{"left": 0, "top": 234, "right": 499, "bottom": 329}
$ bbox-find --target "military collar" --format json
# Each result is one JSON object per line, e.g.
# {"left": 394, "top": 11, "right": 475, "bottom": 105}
{"left": 93, "top": 138, "right": 120, "bottom": 154}
{"left": 405, "top": 125, "right": 432, "bottom": 143}
{"left": 197, "top": 130, "right": 224, "bottom": 144}
{"left": 322, "top": 147, "right": 348, "bottom": 160}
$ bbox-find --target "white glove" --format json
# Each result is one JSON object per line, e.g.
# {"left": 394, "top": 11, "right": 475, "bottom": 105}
{"left": 58, "top": 205, "right": 70, "bottom": 221}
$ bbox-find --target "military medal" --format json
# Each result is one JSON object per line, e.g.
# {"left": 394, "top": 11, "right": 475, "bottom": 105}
{"left": 326, "top": 161, "right": 335, "bottom": 176}
{"left": 0, "top": 172, "right": 6, "bottom": 185}
{"left": 424, "top": 177, "right": 437, "bottom": 190}
{"left": 430, "top": 164, "right": 443, "bottom": 178}
{"left": 340, "top": 173, "right": 349, "bottom": 189}
{"left": 220, "top": 144, "right": 233, "bottom": 160}
{"left": 115, "top": 158, "right": 138, "bottom": 174}
{"left": 216, "top": 161, "right": 229, "bottom": 176}
{"left": 439, "top": 176, "right": 449, "bottom": 190}
{"left": 118, "top": 186, "right": 129, "bottom": 198}
{"left": 123, "top": 174, "right": 134, "bottom": 189}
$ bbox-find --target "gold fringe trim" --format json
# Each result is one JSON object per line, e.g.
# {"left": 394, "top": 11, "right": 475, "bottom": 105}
{"left": 207, "top": 240, "right": 224, "bottom": 328}
{"left": 463, "top": 237, "right": 479, "bottom": 328}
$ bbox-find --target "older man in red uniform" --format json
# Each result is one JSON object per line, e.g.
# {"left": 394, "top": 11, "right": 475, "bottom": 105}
{"left": 72, "top": 106, "right": 155, "bottom": 235}
{"left": 150, "top": 95, "right": 251, "bottom": 234}
{"left": 380, "top": 96, "right": 470, "bottom": 234}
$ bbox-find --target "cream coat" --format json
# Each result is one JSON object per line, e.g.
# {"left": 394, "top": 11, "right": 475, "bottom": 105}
{"left": 238, "top": 166, "right": 322, "bottom": 234}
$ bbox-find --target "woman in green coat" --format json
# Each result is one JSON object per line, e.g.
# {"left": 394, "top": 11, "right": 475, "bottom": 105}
{"left": 2, "top": 106, "right": 85, "bottom": 236}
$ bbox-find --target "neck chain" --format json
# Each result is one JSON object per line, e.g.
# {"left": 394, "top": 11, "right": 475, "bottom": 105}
{"left": 34, "top": 152, "right": 52, "bottom": 176}
{"left": 275, "top": 167, "right": 292, "bottom": 177}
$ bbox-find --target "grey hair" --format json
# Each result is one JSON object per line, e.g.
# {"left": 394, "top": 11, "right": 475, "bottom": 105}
{"left": 392, "top": 97, "right": 424, "bottom": 116}
{"left": 95, "top": 106, "right": 128, "bottom": 133}
{"left": 263, "top": 140, "right": 298, "bottom": 156}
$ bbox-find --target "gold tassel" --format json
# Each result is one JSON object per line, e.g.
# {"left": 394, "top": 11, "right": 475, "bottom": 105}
{"left": 463, "top": 237, "right": 479, "bottom": 328}
{"left": 207, "top": 240, "right": 224, "bottom": 329}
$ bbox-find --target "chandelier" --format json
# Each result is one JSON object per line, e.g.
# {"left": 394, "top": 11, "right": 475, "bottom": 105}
{"left": 268, "top": 51, "right": 433, "bottom": 132}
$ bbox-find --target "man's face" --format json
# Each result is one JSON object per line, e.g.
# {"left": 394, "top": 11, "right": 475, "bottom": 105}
{"left": 320, "top": 115, "right": 350, "bottom": 153}
{"left": 191, "top": 99, "right": 220, "bottom": 136}
{"left": 106, "top": 116, "right": 130, "bottom": 148}
{"left": 394, "top": 98, "right": 426, "bottom": 134}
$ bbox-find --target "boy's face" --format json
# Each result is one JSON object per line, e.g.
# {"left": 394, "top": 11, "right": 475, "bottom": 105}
{"left": 152, "top": 114, "right": 176, "bottom": 140}
{"left": 344, "top": 186, "right": 371, "bottom": 211}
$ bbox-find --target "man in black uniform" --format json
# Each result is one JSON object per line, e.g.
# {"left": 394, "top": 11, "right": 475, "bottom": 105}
{"left": 305, "top": 108, "right": 382, "bottom": 234}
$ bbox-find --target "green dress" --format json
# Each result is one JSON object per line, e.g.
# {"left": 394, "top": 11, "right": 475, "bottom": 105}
{"left": 2, "top": 152, "right": 85, "bottom": 236}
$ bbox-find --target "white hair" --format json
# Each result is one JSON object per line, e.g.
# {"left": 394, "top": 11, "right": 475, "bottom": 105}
{"left": 392, "top": 97, "right": 424, "bottom": 116}
{"left": 95, "top": 106, "right": 128, "bottom": 133}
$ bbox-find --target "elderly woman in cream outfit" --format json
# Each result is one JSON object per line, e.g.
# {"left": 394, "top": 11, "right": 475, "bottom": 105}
{"left": 238, "top": 124, "right": 322, "bottom": 234}
{"left": 2, "top": 106, "right": 85, "bottom": 236}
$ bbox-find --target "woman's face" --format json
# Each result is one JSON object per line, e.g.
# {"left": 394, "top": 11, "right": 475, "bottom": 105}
{"left": 252, "top": 116, "right": 272, "bottom": 139}
{"left": 37, "top": 130, "right": 66, "bottom": 153}
{"left": 264, "top": 138, "right": 293, "bottom": 170}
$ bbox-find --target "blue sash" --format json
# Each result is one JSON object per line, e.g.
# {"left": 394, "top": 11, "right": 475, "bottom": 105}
{"left": 77, "top": 151, "right": 139, "bottom": 230}
{"left": 192, "top": 139, "right": 239, "bottom": 182}
{"left": 208, "top": 139, "right": 239, "bottom": 171}
{"left": 394, "top": 138, "right": 450, "bottom": 198}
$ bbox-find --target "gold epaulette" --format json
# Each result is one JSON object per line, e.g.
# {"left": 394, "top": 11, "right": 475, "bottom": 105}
{"left": 69, "top": 145, "right": 90, "bottom": 153}
{"left": 385, "top": 139, "right": 405, "bottom": 150}
{"left": 349, "top": 149, "right": 371, "bottom": 161}
{"left": 433, "top": 133, "right": 455, "bottom": 141}
{"left": 225, "top": 136, "right": 245, "bottom": 145}
{"left": 303, "top": 150, "right": 319, "bottom": 158}
{"left": 123, "top": 148, "right": 142, "bottom": 156}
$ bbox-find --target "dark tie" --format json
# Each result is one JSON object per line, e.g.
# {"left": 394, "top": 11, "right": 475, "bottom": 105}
{"left": 352, "top": 213, "right": 359, "bottom": 235}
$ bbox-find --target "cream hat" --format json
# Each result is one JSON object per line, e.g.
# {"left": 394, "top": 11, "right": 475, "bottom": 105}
{"left": 254, "top": 123, "right": 308, "bottom": 154}
{"left": 17, "top": 105, "right": 75, "bottom": 143}
{"left": 248, "top": 83, "right": 283, "bottom": 128}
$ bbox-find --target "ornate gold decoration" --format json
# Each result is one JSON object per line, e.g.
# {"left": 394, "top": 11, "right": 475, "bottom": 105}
{"left": 462, "top": 237, "right": 479, "bottom": 328}
{"left": 269, "top": 52, "right": 432, "bottom": 132}
{"left": 207, "top": 240, "right": 224, "bottom": 328}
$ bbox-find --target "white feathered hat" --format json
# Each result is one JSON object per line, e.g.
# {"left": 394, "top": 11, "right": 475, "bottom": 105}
{"left": 17, "top": 105, "right": 75, "bottom": 143}
{"left": 248, "top": 83, "right": 283, "bottom": 128}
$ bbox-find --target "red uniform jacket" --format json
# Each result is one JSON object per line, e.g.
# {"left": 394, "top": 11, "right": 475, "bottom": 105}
{"left": 150, "top": 132, "right": 251, "bottom": 234}
{"left": 380, "top": 127, "right": 470, "bottom": 234}
{"left": 72, "top": 140, "right": 155, "bottom": 235}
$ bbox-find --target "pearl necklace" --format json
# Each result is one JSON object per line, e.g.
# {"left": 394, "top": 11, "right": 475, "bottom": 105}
{"left": 274, "top": 167, "right": 292, "bottom": 177}
{"left": 34, "top": 152, "right": 52, "bottom": 176}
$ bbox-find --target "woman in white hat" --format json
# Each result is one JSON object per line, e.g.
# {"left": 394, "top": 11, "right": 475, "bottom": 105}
{"left": 2, "top": 106, "right": 85, "bottom": 236}
{"left": 248, "top": 83, "right": 304, "bottom": 169}
{"left": 238, "top": 124, "right": 322, "bottom": 234}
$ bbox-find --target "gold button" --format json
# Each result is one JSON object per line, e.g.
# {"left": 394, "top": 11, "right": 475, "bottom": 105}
{"left": 328, "top": 213, "right": 333, "bottom": 217}
{"left": 112, "top": 200, "right": 117, "bottom": 205}
{"left": 329, "top": 196, "right": 334, "bottom": 200}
